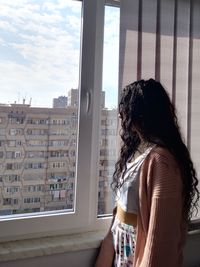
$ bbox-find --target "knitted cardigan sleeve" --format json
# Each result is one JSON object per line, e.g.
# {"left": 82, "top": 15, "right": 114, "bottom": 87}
{"left": 137, "top": 150, "right": 186, "bottom": 267}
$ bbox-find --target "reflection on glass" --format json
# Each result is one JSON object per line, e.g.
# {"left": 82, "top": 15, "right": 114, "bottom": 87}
{"left": 0, "top": 1, "right": 81, "bottom": 216}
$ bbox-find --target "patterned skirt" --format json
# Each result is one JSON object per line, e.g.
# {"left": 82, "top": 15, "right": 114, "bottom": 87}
{"left": 111, "top": 217, "right": 137, "bottom": 267}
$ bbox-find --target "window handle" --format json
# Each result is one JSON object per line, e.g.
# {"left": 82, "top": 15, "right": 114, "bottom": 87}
{"left": 86, "top": 91, "right": 91, "bottom": 114}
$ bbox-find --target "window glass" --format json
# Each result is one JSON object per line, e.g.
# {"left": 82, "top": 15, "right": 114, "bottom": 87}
{"left": 0, "top": 0, "right": 81, "bottom": 216}
{"left": 98, "top": 5, "right": 120, "bottom": 215}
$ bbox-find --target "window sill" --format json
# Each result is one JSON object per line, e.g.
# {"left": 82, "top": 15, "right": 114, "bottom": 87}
{"left": 0, "top": 230, "right": 105, "bottom": 262}
{"left": 1, "top": 220, "right": 200, "bottom": 263}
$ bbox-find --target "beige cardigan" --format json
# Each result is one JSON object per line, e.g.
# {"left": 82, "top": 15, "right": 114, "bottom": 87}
{"left": 134, "top": 146, "right": 187, "bottom": 267}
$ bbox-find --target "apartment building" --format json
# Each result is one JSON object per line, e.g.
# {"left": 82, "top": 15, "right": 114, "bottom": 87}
{"left": 53, "top": 96, "right": 68, "bottom": 108}
{"left": 0, "top": 91, "right": 117, "bottom": 216}
{"left": 98, "top": 108, "right": 118, "bottom": 214}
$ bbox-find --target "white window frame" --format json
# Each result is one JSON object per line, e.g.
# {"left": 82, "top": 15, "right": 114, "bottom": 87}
{"left": 0, "top": 0, "right": 119, "bottom": 242}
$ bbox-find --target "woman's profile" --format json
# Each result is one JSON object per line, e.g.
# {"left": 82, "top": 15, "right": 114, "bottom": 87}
{"left": 95, "top": 79, "right": 199, "bottom": 267}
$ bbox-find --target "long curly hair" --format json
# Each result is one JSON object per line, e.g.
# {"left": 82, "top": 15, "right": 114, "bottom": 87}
{"left": 112, "top": 79, "right": 199, "bottom": 222}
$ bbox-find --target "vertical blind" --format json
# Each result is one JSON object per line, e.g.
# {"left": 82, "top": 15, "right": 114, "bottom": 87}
{"left": 119, "top": 0, "right": 200, "bottom": 217}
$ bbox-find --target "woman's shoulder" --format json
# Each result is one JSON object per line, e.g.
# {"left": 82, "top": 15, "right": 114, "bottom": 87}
{"left": 142, "top": 145, "right": 182, "bottom": 190}
{"left": 145, "top": 145, "right": 179, "bottom": 170}
{"left": 150, "top": 145, "right": 176, "bottom": 161}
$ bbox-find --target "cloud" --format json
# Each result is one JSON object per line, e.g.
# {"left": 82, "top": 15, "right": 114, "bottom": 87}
{"left": 0, "top": 37, "right": 5, "bottom": 45}
{"left": 0, "top": 1, "right": 82, "bottom": 107}
{"left": 0, "top": 20, "right": 17, "bottom": 33}
{"left": 0, "top": 1, "right": 119, "bottom": 109}
{"left": 57, "top": 0, "right": 82, "bottom": 13}
{"left": 0, "top": 58, "right": 79, "bottom": 107}
{"left": 0, "top": 2, "right": 64, "bottom": 27}
{"left": 42, "top": 1, "right": 81, "bottom": 15}
{"left": 67, "top": 15, "right": 82, "bottom": 32}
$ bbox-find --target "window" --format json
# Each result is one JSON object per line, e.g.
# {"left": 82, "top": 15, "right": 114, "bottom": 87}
{"left": 8, "top": 114, "right": 25, "bottom": 124}
{"left": 24, "top": 198, "right": 40, "bottom": 204}
{"left": 0, "top": 0, "right": 120, "bottom": 242}
{"left": 0, "top": 0, "right": 81, "bottom": 218}
{"left": 5, "top": 187, "right": 20, "bottom": 194}
{"left": 15, "top": 152, "right": 21, "bottom": 158}
{"left": 0, "top": 117, "right": 4, "bottom": 124}
{"left": 7, "top": 140, "right": 16, "bottom": 147}
{"left": 27, "top": 151, "right": 45, "bottom": 158}
{"left": 6, "top": 163, "right": 22, "bottom": 170}
{"left": 98, "top": 5, "right": 119, "bottom": 215}
{"left": 52, "top": 162, "right": 66, "bottom": 168}
{"left": 0, "top": 129, "right": 5, "bottom": 135}
{"left": 2, "top": 175, "right": 21, "bottom": 183}
{"left": 9, "top": 128, "right": 24, "bottom": 136}
{"left": 27, "top": 118, "right": 48, "bottom": 125}
{"left": 0, "top": 141, "right": 4, "bottom": 147}
{"left": 27, "top": 140, "right": 47, "bottom": 147}
{"left": 25, "top": 163, "right": 44, "bottom": 170}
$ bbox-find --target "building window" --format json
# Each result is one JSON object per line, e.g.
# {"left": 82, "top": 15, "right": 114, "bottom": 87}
{"left": 3, "top": 198, "right": 12, "bottom": 205}
{"left": 5, "top": 187, "right": 20, "bottom": 194}
{"left": 27, "top": 118, "right": 48, "bottom": 125}
{"left": 25, "top": 163, "right": 44, "bottom": 170}
{"left": 0, "top": 117, "right": 4, "bottom": 124}
{"left": 24, "top": 197, "right": 40, "bottom": 204}
{"left": 0, "top": 129, "right": 5, "bottom": 135}
{"left": 9, "top": 128, "right": 24, "bottom": 136}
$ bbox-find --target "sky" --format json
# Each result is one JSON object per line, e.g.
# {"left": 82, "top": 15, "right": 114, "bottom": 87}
{"left": 0, "top": 0, "right": 119, "bottom": 108}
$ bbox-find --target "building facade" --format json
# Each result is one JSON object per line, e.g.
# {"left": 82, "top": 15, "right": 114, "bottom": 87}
{"left": 0, "top": 91, "right": 117, "bottom": 216}
{"left": 53, "top": 96, "right": 68, "bottom": 108}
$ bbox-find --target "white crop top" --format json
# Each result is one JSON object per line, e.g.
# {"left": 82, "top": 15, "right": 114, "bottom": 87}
{"left": 117, "top": 145, "right": 155, "bottom": 215}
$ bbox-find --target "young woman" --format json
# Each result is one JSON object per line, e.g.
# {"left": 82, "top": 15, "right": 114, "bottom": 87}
{"left": 95, "top": 79, "right": 199, "bottom": 267}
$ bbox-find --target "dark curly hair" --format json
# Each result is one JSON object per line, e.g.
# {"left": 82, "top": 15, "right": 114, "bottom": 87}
{"left": 112, "top": 78, "right": 199, "bottom": 222}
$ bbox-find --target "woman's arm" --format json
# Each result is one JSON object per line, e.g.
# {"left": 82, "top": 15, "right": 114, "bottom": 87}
{"left": 139, "top": 154, "right": 186, "bottom": 267}
{"left": 95, "top": 207, "right": 117, "bottom": 267}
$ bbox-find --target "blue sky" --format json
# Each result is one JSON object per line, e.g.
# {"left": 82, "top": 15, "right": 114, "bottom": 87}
{"left": 0, "top": 0, "right": 119, "bottom": 108}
